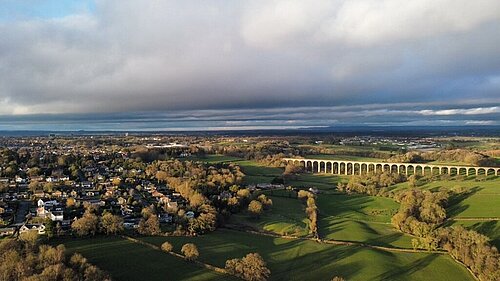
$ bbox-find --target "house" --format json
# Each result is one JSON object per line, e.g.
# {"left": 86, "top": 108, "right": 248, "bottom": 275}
{"left": 308, "top": 187, "right": 320, "bottom": 194}
{"left": 117, "top": 197, "right": 127, "bottom": 205}
{"left": 15, "top": 177, "right": 26, "bottom": 183}
{"left": 52, "top": 190, "right": 63, "bottom": 198}
{"left": 123, "top": 219, "right": 139, "bottom": 229}
{"left": 166, "top": 201, "right": 178, "bottom": 210}
{"left": 256, "top": 183, "right": 284, "bottom": 190}
{"left": 33, "top": 190, "right": 46, "bottom": 198}
{"left": 151, "top": 191, "right": 164, "bottom": 198}
{"left": 80, "top": 181, "right": 93, "bottom": 188}
{"left": 30, "top": 176, "right": 45, "bottom": 182}
{"left": 185, "top": 211, "right": 195, "bottom": 219}
{"left": 0, "top": 227, "right": 15, "bottom": 237}
{"left": 37, "top": 199, "right": 64, "bottom": 221}
{"left": 85, "top": 190, "right": 100, "bottom": 197}
{"left": 19, "top": 223, "right": 46, "bottom": 235}
{"left": 218, "top": 191, "right": 232, "bottom": 200}
{"left": 159, "top": 196, "right": 170, "bottom": 204}
{"left": 158, "top": 213, "right": 173, "bottom": 223}
{"left": 120, "top": 205, "right": 133, "bottom": 216}
{"left": 78, "top": 199, "right": 105, "bottom": 207}
{"left": 46, "top": 177, "right": 58, "bottom": 183}
{"left": 49, "top": 210, "right": 64, "bottom": 221}
{"left": 38, "top": 199, "right": 58, "bottom": 208}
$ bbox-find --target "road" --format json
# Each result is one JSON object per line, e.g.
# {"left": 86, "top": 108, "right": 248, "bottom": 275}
{"left": 14, "top": 200, "right": 32, "bottom": 224}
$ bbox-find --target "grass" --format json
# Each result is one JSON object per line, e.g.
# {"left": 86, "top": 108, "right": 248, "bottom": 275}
{"left": 236, "top": 160, "right": 283, "bottom": 184}
{"left": 286, "top": 173, "right": 348, "bottom": 190}
{"left": 448, "top": 192, "right": 500, "bottom": 218}
{"left": 317, "top": 194, "right": 400, "bottom": 223}
{"left": 229, "top": 195, "right": 310, "bottom": 237}
{"left": 237, "top": 160, "right": 283, "bottom": 176}
{"left": 316, "top": 194, "right": 414, "bottom": 248}
{"left": 319, "top": 217, "right": 413, "bottom": 248}
{"left": 140, "top": 229, "right": 474, "bottom": 281}
{"left": 60, "top": 236, "right": 233, "bottom": 281}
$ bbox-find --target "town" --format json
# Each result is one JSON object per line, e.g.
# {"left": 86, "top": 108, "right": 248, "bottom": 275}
{"left": 0, "top": 133, "right": 499, "bottom": 280}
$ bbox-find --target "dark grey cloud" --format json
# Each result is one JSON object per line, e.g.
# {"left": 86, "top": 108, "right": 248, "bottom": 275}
{"left": 0, "top": 0, "right": 499, "bottom": 128}
{"left": 0, "top": 103, "right": 498, "bottom": 131}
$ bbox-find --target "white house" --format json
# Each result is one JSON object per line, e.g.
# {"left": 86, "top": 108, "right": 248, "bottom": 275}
{"left": 19, "top": 223, "right": 46, "bottom": 235}
{"left": 49, "top": 210, "right": 64, "bottom": 221}
{"left": 186, "top": 211, "right": 195, "bottom": 219}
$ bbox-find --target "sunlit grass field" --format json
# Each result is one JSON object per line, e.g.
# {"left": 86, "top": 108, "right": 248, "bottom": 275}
{"left": 316, "top": 194, "right": 413, "bottom": 248}
{"left": 229, "top": 195, "right": 310, "bottom": 237}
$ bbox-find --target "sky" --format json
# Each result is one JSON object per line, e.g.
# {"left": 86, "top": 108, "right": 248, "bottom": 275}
{"left": 0, "top": 0, "right": 499, "bottom": 130}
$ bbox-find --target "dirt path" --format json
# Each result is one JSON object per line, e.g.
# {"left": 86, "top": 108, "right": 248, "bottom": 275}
{"left": 222, "top": 225, "right": 444, "bottom": 254}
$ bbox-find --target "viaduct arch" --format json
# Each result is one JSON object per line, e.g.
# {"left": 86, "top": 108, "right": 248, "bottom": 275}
{"left": 282, "top": 158, "right": 500, "bottom": 177}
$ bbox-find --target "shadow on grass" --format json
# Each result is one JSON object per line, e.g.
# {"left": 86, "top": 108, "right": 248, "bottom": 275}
{"left": 374, "top": 253, "right": 439, "bottom": 280}
{"left": 446, "top": 186, "right": 482, "bottom": 217}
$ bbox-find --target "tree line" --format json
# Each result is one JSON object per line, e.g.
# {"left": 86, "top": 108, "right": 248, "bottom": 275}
{"left": 388, "top": 149, "right": 499, "bottom": 167}
{"left": 0, "top": 235, "right": 109, "bottom": 281}
{"left": 298, "top": 190, "right": 319, "bottom": 238}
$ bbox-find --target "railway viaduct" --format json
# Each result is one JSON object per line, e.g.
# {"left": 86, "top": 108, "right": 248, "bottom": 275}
{"left": 282, "top": 158, "right": 500, "bottom": 176}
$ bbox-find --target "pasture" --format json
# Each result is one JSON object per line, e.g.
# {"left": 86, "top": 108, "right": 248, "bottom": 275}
{"left": 229, "top": 195, "right": 310, "bottom": 237}
{"left": 140, "top": 229, "right": 474, "bottom": 281}
{"left": 236, "top": 160, "right": 283, "bottom": 184}
{"left": 60, "top": 237, "right": 232, "bottom": 281}
{"left": 316, "top": 194, "right": 413, "bottom": 248}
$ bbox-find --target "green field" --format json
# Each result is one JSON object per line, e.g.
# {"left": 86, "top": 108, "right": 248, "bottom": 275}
{"left": 318, "top": 194, "right": 399, "bottom": 223}
{"left": 60, "top": 237, "right": 233, "bottom": 281}
{"left": 236, "top": 160, "right": 283, "bottom": 184}
{"left": 229, "top": 195, "right": 310, "bottom": 237}
{"left": 317, "top": 194, "right": 413, "bottom": 248}
{"left": 140, "top": 229, "right": 474, "bottom": 281}
{"left": 286, "top": 173, "right": 347, "bottom": 190}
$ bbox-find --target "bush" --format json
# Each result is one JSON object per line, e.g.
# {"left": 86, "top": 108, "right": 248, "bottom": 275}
{"left": 225, "top": 253, "right": 271, "bottom": 281}
{"left": 248, "top": 200, "right": 263, "bottom": 218}
{"left": 161, "top": 242, "right": 173, "bottom": 252}
{"left": 181, "top": 243, "right": 199, "bottom": 261}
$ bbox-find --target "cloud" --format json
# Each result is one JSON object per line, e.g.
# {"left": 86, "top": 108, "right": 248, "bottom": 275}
{"left": 0, "top": 0, "right": 498, "bottom": 126}
{"left": 0, "top": 103, "right": 498, "bottom": 131}
{"left": 465, "top": 120, "right": 495, "bottom": 125}
{"left": 418, "top": 106, "right": 500, "bottom": 116}
{"left": 241, "top": 0, "right": 500, "bottom": 47}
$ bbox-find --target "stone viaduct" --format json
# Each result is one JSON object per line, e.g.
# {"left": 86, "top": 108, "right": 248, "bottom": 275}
{"left": 282, "top": 158, "right": 500, "bottom": 176}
